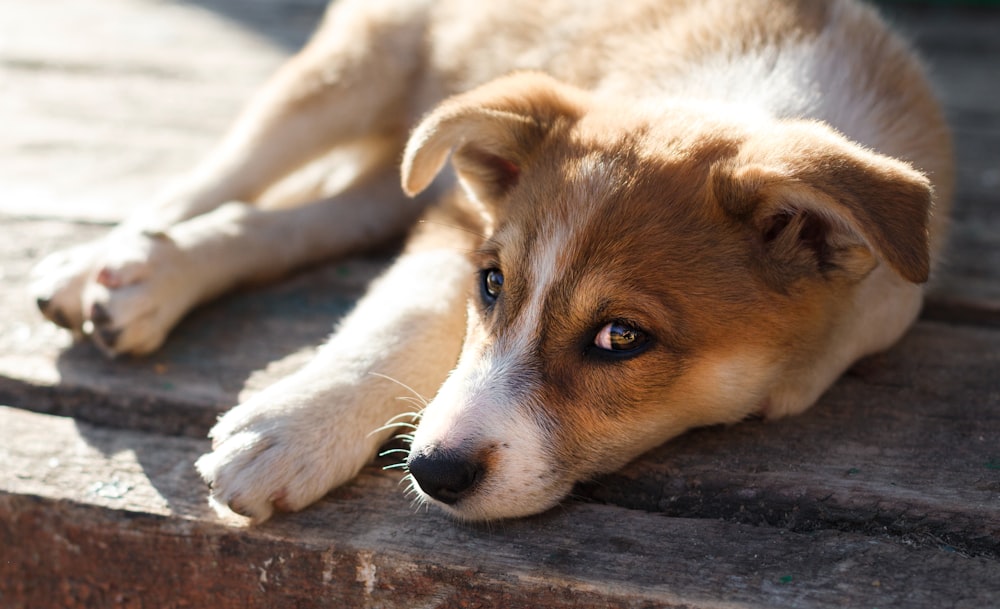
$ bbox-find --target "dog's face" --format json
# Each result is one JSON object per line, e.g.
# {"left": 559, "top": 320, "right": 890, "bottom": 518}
{"left": 400, "top": 73, "right": 932, "bottom": 520}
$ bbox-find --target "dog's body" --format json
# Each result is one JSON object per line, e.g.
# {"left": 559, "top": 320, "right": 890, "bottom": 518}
{"left": 32, "top": 0, "right": 951, "bottom": 522}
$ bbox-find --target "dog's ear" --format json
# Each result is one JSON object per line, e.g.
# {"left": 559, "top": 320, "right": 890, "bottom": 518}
{"left": 402, "top": 72, "right": 587, "bottom": 208}
{"left": 715, "top": 121, "right": 934, "bottom": 286}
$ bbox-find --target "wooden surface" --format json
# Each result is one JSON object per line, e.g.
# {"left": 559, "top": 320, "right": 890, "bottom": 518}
{"left": 1, "top": 1, "right": 999, "bottom": 607}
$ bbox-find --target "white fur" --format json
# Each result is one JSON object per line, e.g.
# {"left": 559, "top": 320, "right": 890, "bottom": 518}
{"left": 196, "top": 249, "right": 471, "bottom": 521}
{"left": 410, "top": 343, "right": 566, "bottom": 520}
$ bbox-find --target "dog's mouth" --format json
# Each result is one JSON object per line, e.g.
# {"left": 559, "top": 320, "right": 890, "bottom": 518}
{"left": 403, "top": 427, "right": 574, "bottom": 518}
{"left": 405, "top": 442, "right": 572, "bottom": 520}
{"left": 403, "top": 386, "right": 574, "bottom": 520}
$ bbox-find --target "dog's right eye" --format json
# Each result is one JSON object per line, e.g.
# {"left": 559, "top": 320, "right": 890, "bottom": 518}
{"left": 480, "top": 268, "right": 504, "bottom": 305}
{"left": 591, "top": 320, "right": 651, "bottom": 358}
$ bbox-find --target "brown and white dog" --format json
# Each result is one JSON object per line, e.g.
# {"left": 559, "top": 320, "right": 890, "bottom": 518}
{"left": 31, "top": 0, "right": 952, "bottom": 522}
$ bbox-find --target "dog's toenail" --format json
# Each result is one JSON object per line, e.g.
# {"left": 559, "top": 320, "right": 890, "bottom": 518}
{"left": 52, "top": 309, "right": 72, "bottom": 329}
{"left": 36, "top": 296, "right": 52, "bottom": 312}
{"left": 141, "top": 228, "right": 172, "bottom": 241}
{"left": 227, "top": 499, "right": 254, "bottom": 519}
{"left": 90, "top": 302, "right": 111, "bottom": 325}
{"left": 98, "top": 327, "right": 122, "bottom": 349}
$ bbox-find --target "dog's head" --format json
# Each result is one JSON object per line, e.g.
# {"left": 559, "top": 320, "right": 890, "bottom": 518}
{"left": 399, "top": 72, "right": 932, "bottom": 520}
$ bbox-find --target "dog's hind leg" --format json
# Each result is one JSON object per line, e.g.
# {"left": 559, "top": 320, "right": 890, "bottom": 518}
{"left": 124, "top": 0, "right": 429, "bottom": 228}
{"left": 75, "top": 158, "right": 428, "bottom": 356}
{"left": 31, "top": 0, "right": 427, "bottom": 344}
{"left": 196, "top": 219, "right": 474, "bottom": 523}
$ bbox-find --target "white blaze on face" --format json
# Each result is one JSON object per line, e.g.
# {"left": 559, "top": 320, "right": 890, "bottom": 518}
{"left": 410, "top": 223, "right": 588, "bottom": 519}
{"left": 410, "top": 152, "right": 623, "bottom": 519}
{"left": 409, "top": 336, "right": 566, "bottom": 519}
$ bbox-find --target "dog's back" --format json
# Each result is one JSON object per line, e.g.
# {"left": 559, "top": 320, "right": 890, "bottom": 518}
{"left": 406, "top": 0, "right": 950, "bottom": 200}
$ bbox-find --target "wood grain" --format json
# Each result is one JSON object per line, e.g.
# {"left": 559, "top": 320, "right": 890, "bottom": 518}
{"left": 0, "top": 1, "right": 998, "bottom": 607}
{"left": 3, "top": 406, "right": 998, "bottom": 609}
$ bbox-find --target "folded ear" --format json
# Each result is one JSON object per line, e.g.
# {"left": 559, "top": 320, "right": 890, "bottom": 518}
{"left": 715, "top": 121, "right": 934, "bottom": 286}
{"left": 401, "top": 72, "right": 587, "bottom": 209}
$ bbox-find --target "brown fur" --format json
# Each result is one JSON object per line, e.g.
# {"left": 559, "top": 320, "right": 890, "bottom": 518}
{"left": 402, "top": 63, "right": 947, "bottom": 515}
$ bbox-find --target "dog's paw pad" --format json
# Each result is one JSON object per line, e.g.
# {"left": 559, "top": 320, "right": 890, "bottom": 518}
{"left": 94, "top": 247, "right": 154, "bottom": 290}
{"left": 96, "top": 266, "right": 124, "bottom": 289}
{"left": 226, "top": 495, "right": 274, "bottom": 522}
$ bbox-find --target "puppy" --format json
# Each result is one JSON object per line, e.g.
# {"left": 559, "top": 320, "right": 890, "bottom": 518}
{"left": 31, "top": 0, "right": 952, "bottom": 522}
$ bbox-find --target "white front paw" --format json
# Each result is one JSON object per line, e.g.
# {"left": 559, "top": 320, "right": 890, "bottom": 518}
{"left": 32, "top": 229, "right": 204, "bottom": 356}
{"left": 196, "top": 391, "right": 373, "bottom": 523}
{"left": 80, "top": 230, "right": 201, "bottom": 356}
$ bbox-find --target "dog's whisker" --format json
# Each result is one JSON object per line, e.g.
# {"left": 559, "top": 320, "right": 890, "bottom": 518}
{"left": 368, "top": 397, "right": 425, "bottom": 440}
{"left": 402, "top": 475, "right": 424, "bottom": 505}
{"left": 369, "top": 372, "right": 431, "bottom": 407}
{"left": 368, "top": 420, "right": 419, "bottom": 437}
{"left": 382, "top": 412, "right": 419, "bottom": 429}
{"left": 379, "top": 447, "right": 411, "bottom": 458}
{"left": 395, "top": 396, "right": 427, "bottom": 412}
{"left": 382, "top": 408, "right": 423, "bottom": 424}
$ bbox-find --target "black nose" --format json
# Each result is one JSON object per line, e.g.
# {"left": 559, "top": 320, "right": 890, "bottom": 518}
{"left": 407, "top": 449, "right": 484, "bottom": 505}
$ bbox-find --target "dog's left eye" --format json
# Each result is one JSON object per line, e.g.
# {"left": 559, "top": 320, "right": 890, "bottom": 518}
{"left": 480, "top": 268, "right": 504, "bottom": 304}
{"left": 593, "top": 321, "right": 650, "bottom": 354}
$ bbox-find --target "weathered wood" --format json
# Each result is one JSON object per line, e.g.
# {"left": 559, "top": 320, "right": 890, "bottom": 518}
{"left": 1, "top": 1, "right": 999, "bottom": 607}
{"left": 888, "top": 6, "right": 1000, "bottom": 318}
{"left": 2, "top": 406, "right": 998, "bottom": 609}
{"left": 0, "top": 0, "right": 323, "bottom": 223}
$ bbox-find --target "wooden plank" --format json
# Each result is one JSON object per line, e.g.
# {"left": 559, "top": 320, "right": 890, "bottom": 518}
{"left": 2, "top": 406, "right": 997, "bottom": 609}
{"left": 577, "top": 321, "right": 1000, "bottom": 559}
{"left": 0, "top": 2, "right": 997, "bottom": 607}
{"left": 925, "top": 209, "right": 1000, "bottom": 325}
{"left": 887, "top": 7, "right": 1000, "bottom": 318}
{"left": 0, "top": 0, "right": 323, "bottom": 223}
{"left": 885, "top": 4, "right": 1000, "bottom": 118}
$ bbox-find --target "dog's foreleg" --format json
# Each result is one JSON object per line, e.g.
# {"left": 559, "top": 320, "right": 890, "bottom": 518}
{"left": 196, "top": 242, "right": 471, "bottom": 522}
{"left": 127, "top": 0, "right": 425, "bottom": 230}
